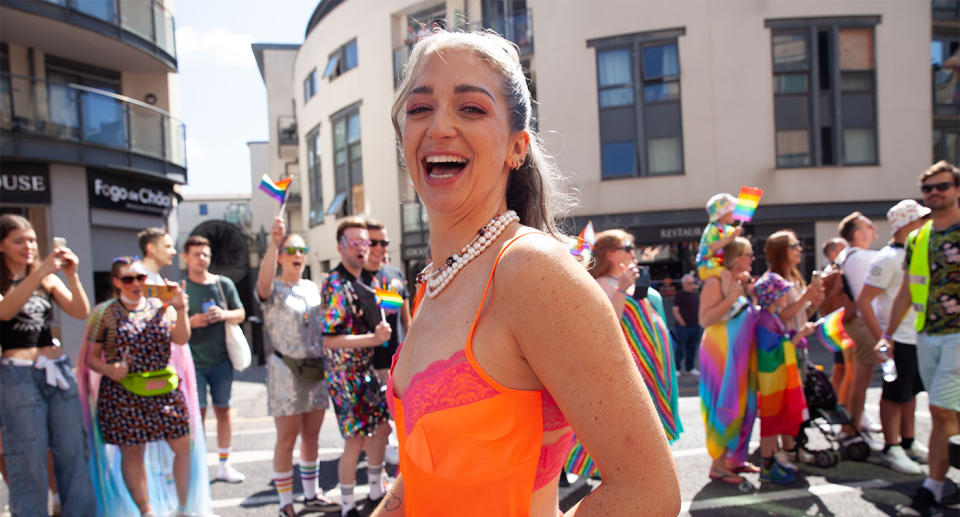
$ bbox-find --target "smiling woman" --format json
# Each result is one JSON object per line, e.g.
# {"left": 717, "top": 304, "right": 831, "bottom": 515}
{"left": 375, "top": 30, "right": 681, "bottom": 517}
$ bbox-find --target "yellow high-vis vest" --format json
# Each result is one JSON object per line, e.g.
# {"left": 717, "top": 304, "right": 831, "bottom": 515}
{"left": 906, "top": 220, "right": 933, "bottom": 332}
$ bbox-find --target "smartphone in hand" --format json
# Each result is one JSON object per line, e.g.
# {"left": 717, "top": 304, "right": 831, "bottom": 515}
{"left": 53, "top": 237, "right": 67, "bottom": 249}
{"left": 145, "top": 284, "right": 176, "bottom": 302}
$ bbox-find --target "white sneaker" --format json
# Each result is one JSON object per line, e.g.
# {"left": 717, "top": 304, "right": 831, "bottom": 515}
{"left": 688, "top": 368, "right": 700, "bottom": 376}
{"left": 215, "top": 462, "right": 246, "bottom": 483}
{"left": 385, "top": 444, "right": 400, "bottom": 464}
{"left": 904, "top": 441, "right": 929, "bottom": 464}
{"left": 774, "top": 449, "right": 799, "bottom": 472}
{"left": 881, "top": 445, "right": 922, "bottom": 475}
{"left": 860, "top": 413, "right": 882, "bottom": 433}
{"left": 860, "top": 431, "right": 884, "bottom": 452}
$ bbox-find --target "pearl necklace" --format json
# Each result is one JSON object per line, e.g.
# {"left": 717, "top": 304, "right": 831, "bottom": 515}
{"left": 417, "top": 210, "right": 519, "bottom": 298}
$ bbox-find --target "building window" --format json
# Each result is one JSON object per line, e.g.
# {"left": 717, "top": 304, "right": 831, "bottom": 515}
{"left": 199, "top": 204, "right": 207, "bottom": 216}
{"left": 768, "top": 18, "right": 879, "bottom": 168}
{"left": 933, "top": 0, "right": 960, "bottom": 20}
{"left": 304, "top": 68, "right": 317, "bottom": 103}
{"left": 482, "top": 0, "right": 533, "bottom": 55}
{"left": 323, "top": 39, "right": 358, "bottom": 81}
{"left": 590, "top": 29, "right": 685, "bottom": 179}
{"left": 307, "top": 124, "right": 323, "bottom": 227}
{"left": 329, "top": 105, "right": 362, "bottom": 218}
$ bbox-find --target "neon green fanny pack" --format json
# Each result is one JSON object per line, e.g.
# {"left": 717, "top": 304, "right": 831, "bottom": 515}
{"left": 119, "top": 366, "right": 179, "bottom": 396}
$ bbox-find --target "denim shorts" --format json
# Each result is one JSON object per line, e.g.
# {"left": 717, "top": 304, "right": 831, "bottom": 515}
{"left": 916, "top": 332, "right": 960, "bottom": 412}
{"left": 195, "top": 358, "right": 234, "bottom": 408}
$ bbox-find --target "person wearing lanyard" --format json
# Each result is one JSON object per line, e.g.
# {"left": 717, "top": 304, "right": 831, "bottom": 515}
{"left": 0, "top": 213, "right": 94, "bottom": 516}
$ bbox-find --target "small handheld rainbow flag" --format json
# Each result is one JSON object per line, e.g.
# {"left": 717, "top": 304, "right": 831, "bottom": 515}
{"left": 258, "top": 174, "right": 292, "bottom": 203}
{"left": 376, "top": 288, "right": 404, "bottom": 312}
{"left": 571, "top": 221, "right": 596, "bottom": 259}
{"left": 732, "top": 186, "right": 764, "bottom": 222}
{"left": 815, "top": 307, "right": 855, "bottom": 352}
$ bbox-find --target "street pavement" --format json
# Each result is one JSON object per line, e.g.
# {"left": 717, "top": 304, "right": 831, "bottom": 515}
{"left": 2, "top": 341, "right": 958, "bottom": 516}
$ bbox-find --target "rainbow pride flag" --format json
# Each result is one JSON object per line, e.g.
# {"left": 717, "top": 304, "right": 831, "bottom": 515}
{"left": 376, "top": 288, "right": 404, "bottom": 311}
{"left": 732, "top": 186, "right": 764, "bottom": 222}
{"left": 570, "top": 221, "right": 596, "bottom": 259}
{"left": 621, "top": 296, "right": 683, "bottom": 443}
{"left": 756, "top": 312, "right": 808, "bottom": 437}
{"left": 564, "top": 439, "right": 600, "bottom": 478}
{"left": 815, "top": 307, "right": 855, "bottom": 352}
{"left": 258, "top": 174, "right": 292, "bottom": 203}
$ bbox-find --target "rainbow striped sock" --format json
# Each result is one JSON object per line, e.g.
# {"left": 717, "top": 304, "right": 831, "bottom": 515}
{"left": 218, "top": 447, "right": 230, "bottom": 465}
{"left": 274, "top": 470, "right": 294, "bottom": 507}
{"left": 299, "top": 459, "right": 319, "bottom": 499}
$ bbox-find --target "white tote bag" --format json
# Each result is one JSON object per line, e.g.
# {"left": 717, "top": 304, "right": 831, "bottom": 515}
{"left": 217, "top": 276, "right": 251, "bottom": 371}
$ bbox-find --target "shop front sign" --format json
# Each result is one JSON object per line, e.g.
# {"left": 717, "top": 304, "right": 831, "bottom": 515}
{"left": 1, "top": 163, "right": 50, "bottom": 204}
{"left": 87, "top": 171, "right": 173, "bottom": 215}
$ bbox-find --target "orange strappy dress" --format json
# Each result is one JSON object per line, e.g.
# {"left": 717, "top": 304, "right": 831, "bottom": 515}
{"left": 387, "top": 234, "right": 573, "bottom": 516}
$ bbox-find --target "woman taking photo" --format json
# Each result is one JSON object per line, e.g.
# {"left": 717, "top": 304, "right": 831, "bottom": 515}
{"left": 699, "top": 236, "right": 759, "bottom": 486}
{"left": 0, "top": 214, "right": 94, "bottom": 516}
{"left": 83, "top": 257, "right": 204, "bottom": 517}
{"left": 376, "top": 30, "right": 679, "bottom": 516}
{"left": 256, "top": 216, "right": 337, "bottom": 517}
{"left": 588, "top": 229, "right": 682, "bottom": 443}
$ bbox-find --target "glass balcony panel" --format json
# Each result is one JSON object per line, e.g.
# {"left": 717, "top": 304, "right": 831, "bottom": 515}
{"left": 119, "top": 0, "right": 154, "bottom": 42}
{"left": 129, "top": 104, "right": 164, "bottom": 159}
{"left": 47, "top": 82, "right": 81, "bottom": 140}
{"left": 80, "top": 90, "right": 126, "bottom": 148}
{"left": 1, "top": 75, "right": 11, "bottom": 131}
{"left": 154, "top": 3, "right": 177, "bottom": 57}
{"left": 75, "top": 0, "right": 115, "bottom": 22}
{"left": 166, "top": 118, "right": 186, "bottom": 167}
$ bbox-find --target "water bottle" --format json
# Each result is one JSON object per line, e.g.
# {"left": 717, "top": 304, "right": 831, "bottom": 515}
{"left": 878, "top": 343, "right": 898, "bottom": 382}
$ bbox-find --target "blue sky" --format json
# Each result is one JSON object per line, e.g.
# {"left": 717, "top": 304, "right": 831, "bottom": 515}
{"left": 175, "top": 0, "right": 318, "bottom": 197}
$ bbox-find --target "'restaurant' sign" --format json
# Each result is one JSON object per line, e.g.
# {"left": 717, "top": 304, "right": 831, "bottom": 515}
{"left": 1, "top": 163, "right": 50, "bottom": 204}
{"left": 87, "top": 171, "right": 174, "bottom": 215}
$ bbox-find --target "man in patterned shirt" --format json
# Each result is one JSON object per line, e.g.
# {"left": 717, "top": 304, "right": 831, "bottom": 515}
{"left": 320, "top": 217, "right": 392, "bottom": 517}
{"left": 879, "top": 161, "right": 960, "bottom": 517}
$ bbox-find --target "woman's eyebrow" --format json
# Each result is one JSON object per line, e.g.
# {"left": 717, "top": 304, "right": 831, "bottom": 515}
{"left": 411, "top": 85, "right": 432, "bottom": 96}
{"left": 454, "top": 84, "right": 494, "bottom": 101}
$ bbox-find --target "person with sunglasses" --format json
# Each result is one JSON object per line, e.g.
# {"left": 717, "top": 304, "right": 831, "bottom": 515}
{"left": 878, "top": 161, "right": 960, "bottom": 517}
{"left": 0, "top": 214, "right": 95, "bottom": 516}
{"left": 320, "top": 217, "right": 392, "bottom": 517}
{"left": 585, "top": 229, "right": 683, "bottom": 444}
{"left": 83, "top": 256, "right": 203, "bottom": 517}
{"left": 256, "top": 216, "right": 338, "bottom": 517}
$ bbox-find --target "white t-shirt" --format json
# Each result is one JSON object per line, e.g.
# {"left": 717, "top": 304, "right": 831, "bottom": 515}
{"left": 839, "top": 246, "right": 877, "bottom": 303}
{"left": 864, "top": 244, "right": 916, "bottom": 344}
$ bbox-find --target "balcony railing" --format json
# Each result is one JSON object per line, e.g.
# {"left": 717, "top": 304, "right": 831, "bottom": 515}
{"left": 6, "top": 0, "right": 176, "bottom": 62}
{"left": 1, "top": 72, "right": 186, "bottom": 169}
{"left": 277, "top": 115, "right": 297, "bottom": 146}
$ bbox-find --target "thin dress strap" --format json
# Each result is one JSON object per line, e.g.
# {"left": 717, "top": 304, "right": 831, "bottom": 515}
{"left": 464, "top": 231, "right": 542, "bottom": 395}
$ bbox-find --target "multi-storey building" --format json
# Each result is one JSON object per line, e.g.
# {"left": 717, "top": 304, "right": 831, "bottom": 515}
{"left": 252, "top": 0, "right": 950, "bottom": 283}
{"left": 1, "top": 0, "right": 186, "bottom": 358}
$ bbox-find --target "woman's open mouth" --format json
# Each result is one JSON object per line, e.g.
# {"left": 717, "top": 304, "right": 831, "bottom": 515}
{"left": 422, "top": 154, "right": 468, "bottom": 180}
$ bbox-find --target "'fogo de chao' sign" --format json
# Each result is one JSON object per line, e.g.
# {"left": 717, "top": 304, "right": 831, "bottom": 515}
{"left": 88, "top": 173, "right": 173, "bottom": 215}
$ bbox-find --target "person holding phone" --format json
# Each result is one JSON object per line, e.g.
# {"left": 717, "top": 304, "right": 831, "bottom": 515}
{"left": 0, "top": 214, "right": 94, "bottom": 516}
{"left": 84, "top": 257, "right": 200, "bottom": 517}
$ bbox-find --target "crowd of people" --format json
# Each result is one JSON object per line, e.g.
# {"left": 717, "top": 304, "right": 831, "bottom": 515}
{"left": 1, "top": 27, "right": 957, "bottom": 517}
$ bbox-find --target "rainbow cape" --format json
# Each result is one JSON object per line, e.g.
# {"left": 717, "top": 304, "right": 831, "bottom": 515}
{"left": 699, "top": 298, "right": 757, "bottom": 465}
{"left": 816, "top": 307, "right": 855, "bottom": 352}
{"left": 376, "top": 288, "right": 404, "bottom": 312}
{"left": 570, "top": 221, "right": 596, "bottom": 260}
{"left": 258, "top": 174, "right": 292, "bottom": 203}
{"left": 732, "top": 186, "right": 763, "bottom": 222}
{"left": 77, "top": 300, "right": 211, "bottom": 517}
{"left": 564, "top": 295, "right": 682, "bottom": 478}
{"left": 756, "top": 311, "right": 808, "bottom": 437}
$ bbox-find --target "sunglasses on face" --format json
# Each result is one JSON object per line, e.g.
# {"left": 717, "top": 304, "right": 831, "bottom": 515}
{"left": 790, "top": 242, "right": 802, "bottom": 250}
{"left": 283, "top": 246, "right": 309, "bottom": 255}
{"left": 118, "top": 274, "right": 147, "bottom": 285}
{"left": 921, "top": 181, "right": 954, "bottom": 194}
{"left": 341, "top": 238, "right": 371, "bottom": 248}
{"left": 621, "top": 243, "right": 635, "bottom": 252}
{"left": 369, "top": 239, "right": 391, "bottom": 247}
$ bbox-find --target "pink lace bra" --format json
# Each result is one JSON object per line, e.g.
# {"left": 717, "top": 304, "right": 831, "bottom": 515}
{"left": 388, "top": 348, "right": 573, "bottom": 490}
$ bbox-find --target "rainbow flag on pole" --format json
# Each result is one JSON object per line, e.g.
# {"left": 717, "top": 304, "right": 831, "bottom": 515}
{"left": 571, "top": 221, "right": 596, "bottom": 259}
{"left": 732, "top": 186, "right": 764, "bottom": 222}
{"left": 258, "top": 174, "right": 292, "bottom": 203}
{"left": 815, "top": 308, "right": 855, "bottom": 352}
{"left": 376, "top": 288, "right": 404, "bottom": 312}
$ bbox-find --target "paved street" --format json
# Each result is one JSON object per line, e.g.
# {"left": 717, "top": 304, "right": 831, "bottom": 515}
{"left": 2, "top": 342, "right": 958, "bottom": 516}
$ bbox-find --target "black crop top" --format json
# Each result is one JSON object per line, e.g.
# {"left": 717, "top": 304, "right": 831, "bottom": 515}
{"left": 0, "top": 281, "right": 55, "bottom": 351}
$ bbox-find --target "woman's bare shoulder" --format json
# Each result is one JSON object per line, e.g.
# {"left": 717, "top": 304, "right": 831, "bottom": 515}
{"left": 495, "top": 230, "right": 599, "bottom": 300}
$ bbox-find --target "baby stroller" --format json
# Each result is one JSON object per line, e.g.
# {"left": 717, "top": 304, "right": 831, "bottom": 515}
{"left": 795, "top": 363, "right": 871, "bottom": 467}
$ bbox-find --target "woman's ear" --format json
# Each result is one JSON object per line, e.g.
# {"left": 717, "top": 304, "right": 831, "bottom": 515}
{"left": 507, "top": 130, "right": 530, "bottom": 170}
